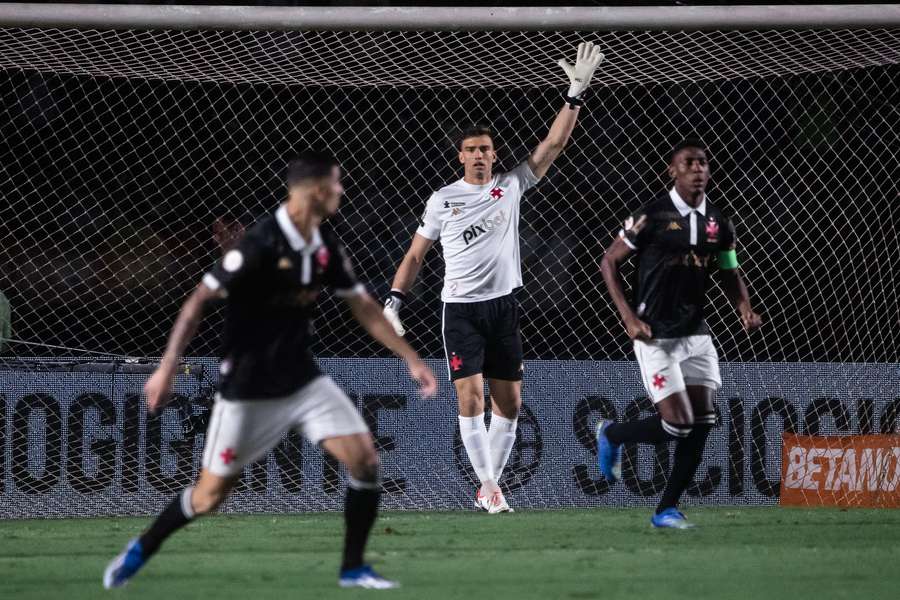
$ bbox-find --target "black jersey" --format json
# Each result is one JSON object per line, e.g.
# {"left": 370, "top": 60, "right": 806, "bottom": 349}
{"left": 619, "top": 189, "right": 737, "bottom": 338}
{"left": 202, "top": 205, "right": 363, "bottom": 399}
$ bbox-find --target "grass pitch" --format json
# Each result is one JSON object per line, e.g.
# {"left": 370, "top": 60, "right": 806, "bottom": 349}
{"left": 2, "top": 507, "right": 898, "bottom": 600}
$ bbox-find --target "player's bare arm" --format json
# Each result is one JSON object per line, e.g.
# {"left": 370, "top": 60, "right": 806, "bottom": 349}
{"left": 383, "top": 234, "right": 434, "bottom": 336}
{"left": 600, "top": 236, "right": 652, "bottom": 341}
{"left": 144, "top": 282, "right": 218, "bottom": 413}
{"left": 719, "top": 267, "right": 762, "bottom": 331}
{"left": 345, "top": 291, "right": 437, "bottom": 397}
{"left": 528, "top": 41, "right": 604, "bottom": 178}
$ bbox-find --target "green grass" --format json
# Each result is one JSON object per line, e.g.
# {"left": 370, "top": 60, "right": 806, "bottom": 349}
{"left": 1, "top": 507, "right": 899, "bottom": 600}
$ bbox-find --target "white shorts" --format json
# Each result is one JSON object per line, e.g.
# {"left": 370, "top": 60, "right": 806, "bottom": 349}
{"left": 633, "top": 335, "right": 722, "bottom": 404}
{"left": 201, "top": 376, "right": 369, "bottom": 477}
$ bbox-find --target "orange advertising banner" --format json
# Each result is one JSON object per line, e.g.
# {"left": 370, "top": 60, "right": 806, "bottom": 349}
{"left": 780, "top": 434, "right": 900, "bottom": 508}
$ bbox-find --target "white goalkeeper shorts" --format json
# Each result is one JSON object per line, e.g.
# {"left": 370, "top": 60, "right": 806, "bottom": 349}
{"left": 633, "top": 335, "right": 722, "bottom": 404}
{"left": 202, "top": 376, "right": 370, "bottom": 477}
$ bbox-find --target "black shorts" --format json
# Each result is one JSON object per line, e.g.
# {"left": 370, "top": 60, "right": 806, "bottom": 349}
{"left": 441, "top": 294, "right": 523, "bottom": 382}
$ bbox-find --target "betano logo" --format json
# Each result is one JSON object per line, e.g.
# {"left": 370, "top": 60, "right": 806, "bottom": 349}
{"left": 780, "top": 434, "right": 900, "bottom": 508}
{"left": 461, "top": 210, "right": 508, "bottom": 245}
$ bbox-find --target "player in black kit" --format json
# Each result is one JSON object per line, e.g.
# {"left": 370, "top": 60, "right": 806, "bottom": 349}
{"left": 597, "top": 139, "right": 762, "bottom": 528}
{"left": 104, "top": 150, "right": 437, "bottom": 590}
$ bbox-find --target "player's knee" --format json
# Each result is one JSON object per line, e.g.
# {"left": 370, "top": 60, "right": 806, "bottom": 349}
{"left": 659, "top": 397, "right": 694, "bottom": 426}
{"left": 457, "top": 390, "right": 485, "bottom": 416}
{"left": 350, "top": 451, "right": 380, "bottom": 484}
{"left": 191, "top": 486, "right": 228, "bottom": 515}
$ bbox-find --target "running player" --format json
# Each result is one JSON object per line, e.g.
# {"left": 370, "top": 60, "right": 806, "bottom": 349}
{"left": 596, "top": 138, "right": 762, "bottom": 528}
{"left": 103, "top": 150, "right": 437, "bottom": 590}
{"left": 383, "top": 42, "right": 605, "bottom": 513}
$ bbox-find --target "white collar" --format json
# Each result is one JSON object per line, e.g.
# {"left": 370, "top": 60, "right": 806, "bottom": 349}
{"left": 669, "top": 187, "right": 707, "bottom": 217}
{"left": 275, "top": 204, "right": 323, "bottom": 252}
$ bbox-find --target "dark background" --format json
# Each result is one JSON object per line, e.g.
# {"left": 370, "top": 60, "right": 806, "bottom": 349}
{"left": 0, "top": 23, "right": 897, "bottom": 364}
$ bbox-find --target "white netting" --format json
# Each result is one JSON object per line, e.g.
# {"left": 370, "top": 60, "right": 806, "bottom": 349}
{"left": 0, "top": 26, "right": 898, "bottom": 517}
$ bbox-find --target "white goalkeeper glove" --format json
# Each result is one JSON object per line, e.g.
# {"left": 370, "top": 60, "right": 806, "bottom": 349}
{"left": 383, "top": 290, "right": 406, "bottom": 337}
{"left": 558, "top": 41, "right": 605, "bottom": 101}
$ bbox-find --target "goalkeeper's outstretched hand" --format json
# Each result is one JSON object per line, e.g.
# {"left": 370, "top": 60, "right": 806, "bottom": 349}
{"left": 558, "top": 41, "right": 605, "bottom": 100}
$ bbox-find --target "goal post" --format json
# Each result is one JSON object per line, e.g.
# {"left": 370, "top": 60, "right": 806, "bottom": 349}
{"left": 1, "top": 4, "right": 900, "bottom": 31}
{"left": 0, "top": 5, "right": 898, "bottom": 518}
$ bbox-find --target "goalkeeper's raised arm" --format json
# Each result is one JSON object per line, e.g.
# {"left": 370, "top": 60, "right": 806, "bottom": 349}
{"left": 384, "top": 41, "right": 604, "bottom": 337}
{"left": 528, "top": 41, "right": 604, "bottom": 178}
{"left": 383, "top": 42, "right": 603, "bottom": 515}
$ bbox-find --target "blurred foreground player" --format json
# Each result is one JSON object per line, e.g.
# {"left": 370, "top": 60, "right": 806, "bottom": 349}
{"left": 383, "top": 42, "right": 604, "bottom": 513}
{"left": 104, "top": 150, "right": 437, "bottom": 590}
{"left": 597, "top": 139, "right": 762, "bottom": 528}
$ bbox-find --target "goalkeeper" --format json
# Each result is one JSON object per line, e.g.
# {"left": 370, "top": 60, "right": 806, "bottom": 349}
{"left": 383, "top": 42, "right": 604, "bottom": 513}
{"left": 597, "top": 139, "right": 762, "bottom": 528}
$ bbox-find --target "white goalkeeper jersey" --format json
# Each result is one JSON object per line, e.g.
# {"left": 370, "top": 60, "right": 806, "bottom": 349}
{"left": 416, "top": 161, "right": 540, "bottom": 303}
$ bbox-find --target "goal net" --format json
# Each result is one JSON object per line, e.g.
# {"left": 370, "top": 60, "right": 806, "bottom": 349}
{"left": 1, "top": 11, "right": 899, "bottom": 517}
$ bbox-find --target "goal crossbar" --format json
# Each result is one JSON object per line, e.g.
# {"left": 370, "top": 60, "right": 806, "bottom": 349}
{"left": 1, "top": 4, "right": 900, "bottom": 32}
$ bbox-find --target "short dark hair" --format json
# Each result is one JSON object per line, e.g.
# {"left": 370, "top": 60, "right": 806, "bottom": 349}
{"left": 286, "top": 150, "right": 340, "bottom": 187}
{"left": 670, "top": 138, "right": 707, "bottom": 162}
{"left": 456, "top": 125, "right": 496, "bottom": 150}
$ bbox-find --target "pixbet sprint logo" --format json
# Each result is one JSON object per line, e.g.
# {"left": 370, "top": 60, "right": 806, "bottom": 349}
{"left": 461, "top": 210, "right": 508, "bottom": 246}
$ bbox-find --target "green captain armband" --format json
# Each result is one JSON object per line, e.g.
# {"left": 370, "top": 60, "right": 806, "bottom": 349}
{"left": 718, "top": 249, "right": 739, "bottom": 270}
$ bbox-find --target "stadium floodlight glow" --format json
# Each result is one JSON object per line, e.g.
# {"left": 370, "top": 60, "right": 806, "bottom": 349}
{"left": 0, "top": 4, "right": 897, "bottom": 517}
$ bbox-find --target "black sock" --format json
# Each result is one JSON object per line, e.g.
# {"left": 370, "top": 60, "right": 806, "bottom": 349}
{"left": 341, "top": 479, "right": 381, "bottom": 572}
{"left": 657, "top": 423, "right": 713, "bottom": 514}
{"left": 139, "top": 487, "right": 195, "bottom": 557}
{"left": 605, "top": 415, "right": 688, "bottom": 445}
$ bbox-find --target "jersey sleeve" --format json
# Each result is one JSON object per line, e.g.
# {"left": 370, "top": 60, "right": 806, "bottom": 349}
{"left": 327, "top": 240, "right": 365, "bottom": 298}
{"left": 717, "top": 215, "right": 740, "bottom": 270}
{"left": 618, "top": 209, "right": 652, "bottom": 251}
{"left": 202, "top": 234, "right": 266, "bottom": 296}
{"left": 508, "top": 161, "right": 540, "bottom": 193}
{"left": 415, "top": 193, "right": 442, "bottom": 240}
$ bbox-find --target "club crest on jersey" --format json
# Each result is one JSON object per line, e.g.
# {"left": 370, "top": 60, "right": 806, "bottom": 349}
{"left": 489, "top": 187, "right": 504, "bottom": 200}
{"left": 315, "top": 246, "right": 330, "bottom": 269}
{"left": 705, "top": 218, "right": 719, "bottom": 242}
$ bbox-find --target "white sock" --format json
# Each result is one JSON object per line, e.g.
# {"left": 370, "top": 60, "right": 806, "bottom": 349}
{"left": 487, "top": 414, "right": 518, "bottom": 482}
{"left": 458, "top": 414, "right": 496, "bottom": 490}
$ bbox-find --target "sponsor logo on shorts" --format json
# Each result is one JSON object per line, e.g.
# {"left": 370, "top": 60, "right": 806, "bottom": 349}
{"left": 450, "top": 353, "right": 464, "bottom": 372}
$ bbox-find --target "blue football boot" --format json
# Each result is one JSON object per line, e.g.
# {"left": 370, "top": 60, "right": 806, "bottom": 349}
{"left": 595, "top": 419, "right": 622, "bottom": 482}
{"left": 103, "top": 538, "right": 148, "bottom": 589}
{"left": 339, "top": 565, "right": 400, "bottom": 589}
{"left": 651, "top": 507, "right": 695, "bottom": 529}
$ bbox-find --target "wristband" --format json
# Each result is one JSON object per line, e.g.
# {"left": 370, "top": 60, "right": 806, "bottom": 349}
{"left": 565, "top": 94, "right": 584, "bottom": 109}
